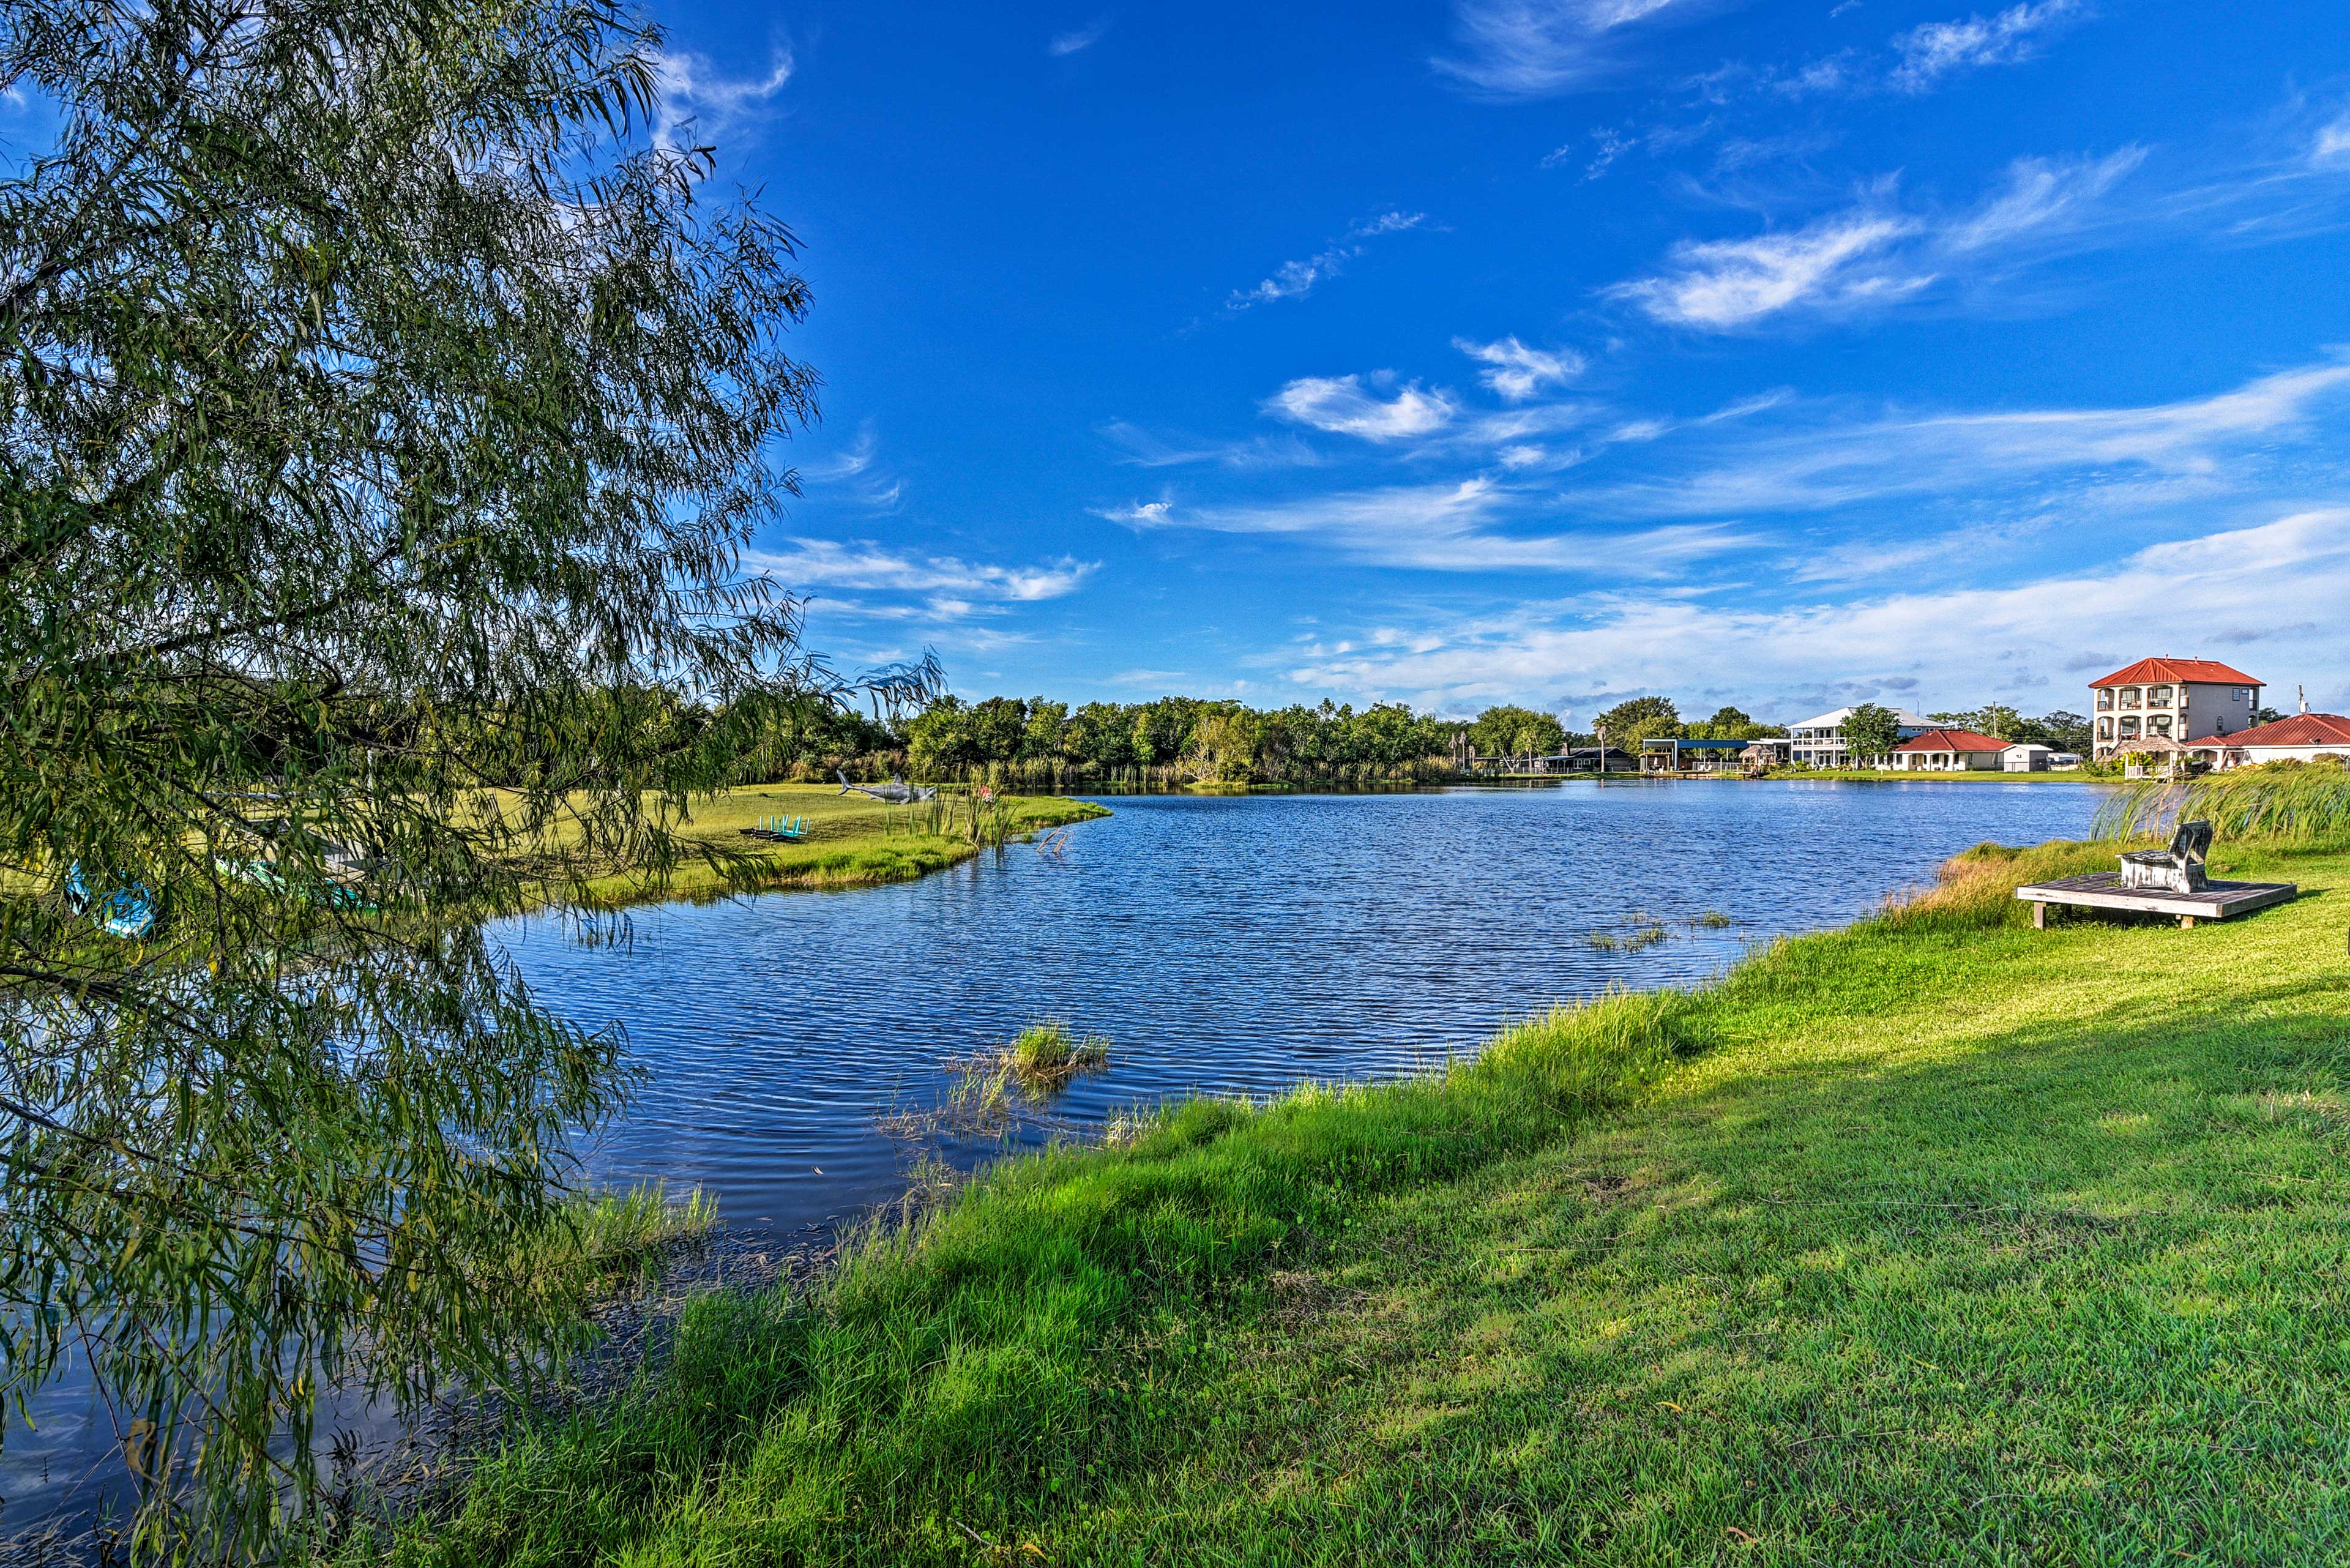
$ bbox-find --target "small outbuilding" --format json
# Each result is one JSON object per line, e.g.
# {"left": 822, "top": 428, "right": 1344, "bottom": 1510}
{"left": 2001, "top": 743, "right": 2054, "bottom": 772}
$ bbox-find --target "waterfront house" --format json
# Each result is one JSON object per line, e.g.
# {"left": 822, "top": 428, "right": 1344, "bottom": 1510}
{"left": 1889, "top": 728, "right": 2009, "bottom": 771}
{"left": 2089, "top": 658, "right": 2261, "bottom": 762}
{"left": 1785, "top": 706, "right": 1934, "bottom": 769}
{"left": 2199, "top": 712, "right": 2350, "bottom": 767}
{"left": 1639, "top": 737, "right": 1752, "bottom": 774}
{"left": 2001, "top": 742, "right": 2054, "bottom": 772}
{"left": 1556, "top": 745, "right": 1636, "bottom": 773}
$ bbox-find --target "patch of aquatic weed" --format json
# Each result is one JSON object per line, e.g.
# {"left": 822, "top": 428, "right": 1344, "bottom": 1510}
{"left": 1586, "top": 917, "right": 1669, "bottom": 951}
{"left": 1874, "top": 838, "right": 2120, "bottom": 933}
{"left": 875, "top": 1020, "right": 1113, "bottom": 1143}
{"left": 387, "top": 990, "right": 1706, "bottom": 1568}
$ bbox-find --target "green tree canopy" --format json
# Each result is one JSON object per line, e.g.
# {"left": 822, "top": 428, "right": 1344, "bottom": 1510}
{"left": 1469, "top": 704, "right": 1565, "bottom": 758}
{"left": 1840, "top": 703, "right": 1904, "bottom": 763}
{"left": 1928, "top": 704, "right": 2023, "bottom": 740}
{"left": 2020, "top": 710, "right": 2092, "bottom": 753}
{"left": 0, "top": 0, "right": 930, "bottom": 1550}
{"left": 1687, "top": 706, "right": 1782, "bottom": 741}
{"left": 1595, "top": 695, "right": 1682, "bottom": 749}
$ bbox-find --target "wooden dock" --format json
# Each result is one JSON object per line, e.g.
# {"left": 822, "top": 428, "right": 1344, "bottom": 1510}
{"left": 2014, "top": 872, "right": 2298, "bottom": 929}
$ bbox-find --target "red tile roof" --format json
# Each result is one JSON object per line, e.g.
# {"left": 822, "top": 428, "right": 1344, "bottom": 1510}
{"left": 2220, "top": 713, "right": 2350, "bottom": 750}
{"left": 2088, "top": 657, "right": 2262, "bottom": 689}
{"left": 1892, "top": 728, "right": 2010, "bottom": 753}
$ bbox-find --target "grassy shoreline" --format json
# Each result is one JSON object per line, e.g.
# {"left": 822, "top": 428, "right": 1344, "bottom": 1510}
{"left": 570, "top": 785, "right": 1110, "bottom": 909}
{"left": 395, "top": 830, "right": 2350, "bottom": 1564}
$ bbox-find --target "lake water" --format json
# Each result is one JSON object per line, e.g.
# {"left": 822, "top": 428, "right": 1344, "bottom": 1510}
{"left": 2, "top": 781, "right": 2104, "bottom": 1537}
{"left": 524, "top": 780, "right": 2106, "bottom": 1241}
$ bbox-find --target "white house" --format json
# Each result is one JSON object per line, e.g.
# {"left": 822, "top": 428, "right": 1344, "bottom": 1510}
{"left": 2002, "top": 743, "right": 2054, "bottom": 772}
{"left": 2200, "top": 713, "right": 2350, "bottom": 766}
{"left": 1785, "top": 706, "right": 1934, "bottom": 769}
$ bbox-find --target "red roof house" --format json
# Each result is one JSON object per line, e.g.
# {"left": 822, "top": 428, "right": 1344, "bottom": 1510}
{"left": 2088, "top": 657, "right": 2265, "bottom": 760}
{"left": 2215, "top": 713, "right": 2350, "bottom": 758}
{"left": 2088, "top": 657, "right": 2263, "bottom": 689}
{"left": 1890, "top": 728, "right": 2010, "bottom": 770}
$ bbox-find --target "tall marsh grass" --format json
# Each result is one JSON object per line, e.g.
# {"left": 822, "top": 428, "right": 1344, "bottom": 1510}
{"left": 1875, "top": 838, "right": 2120, "bottom": 931}
{"left": 2095, "top": 759, "right": 2350, "bottom": 847}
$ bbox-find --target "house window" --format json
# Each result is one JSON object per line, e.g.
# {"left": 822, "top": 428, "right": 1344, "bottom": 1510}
{"left": 2097, "top": 717, "right": 2114, "bottom": 740}
{"left": 2234, "top": 688, "right": 2248, "bottom": 701}
{"left": 2121, "top": 687, "right": 2141, "bottom": 709}
{"left": 2095, "top": 690, "right": 2114, "bottom": 711}
{"left": 2149, "top": 685, "right": 2171, "bottom": 707}
{"left": 2151, "top": 715, "right": 2172, "bottom": 737}
{"left": 2119, "top": 717, "right": 2140, "bottom": 739}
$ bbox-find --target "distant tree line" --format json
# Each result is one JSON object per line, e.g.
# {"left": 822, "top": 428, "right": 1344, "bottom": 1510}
{"left": 711, "top": 690, "right": 1819, "bottom": 788}
{"left": 905, "top": 696, "right": 1468, "bottom": 786}
{"left": 1584, "top": 697, "right": 1788, "bottom": 750}
{"left": 686, "top": 689, "right": 2106, "bottom": 786}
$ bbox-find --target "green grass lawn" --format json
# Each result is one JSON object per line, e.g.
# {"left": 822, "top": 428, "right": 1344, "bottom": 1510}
{"left": 394, "top": 835, "right": 2350, "bottom": 1566}
{"left": 572, "top": 783, "right": 1108, "bottom": 908}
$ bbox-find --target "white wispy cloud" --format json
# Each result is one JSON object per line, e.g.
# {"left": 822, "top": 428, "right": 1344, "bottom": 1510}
{"left": 1228, "top": 211, "right": 1429, "bottom": 312}
{"left": 1119, "top": 478, "right": 1748, "bottom": 573}
{"left": 1094, "top": 500, "right": 1174, "bottom": 528}
{"left": 748, "top": 540, "right": 1097, "bottom": 608}
{"left": 1610, "top": 204, "right": 1926, "bottom": 329}
{"left": 1434, "top": 0, "right": 1707, "bottom": 99}
{"left": 652, "top": 47, "right": 795, "bottom": 149}
{"left": 1276, "top": 509, "right": 2350, "bottom": 714}
{"left": 2313, "top": 116, "right": 2350, "bottom": 170}
{"left": 1455, "top": 336, "right": 1587, "bottom": 401}
{"left": 1890, "top": 0, "right": 2082, "bottom": 93}
{"left": 793, "top": 425, "right": 909, "bottom": 511}
{"left": 1944, "top": 146, "right": 2145, "bottom": 250}
{"left": 1571, "top": 358, "right": 2350, "bottom": 517}
{"left": 1099, "top": 421, "right": 1328, "bottom": 469}
{"left": 1611, "top": 149, "right": 2144, "bottom": 329}
{"left": 1264, "top": 375, "right": 1460, "bottom": 441}
{"left": 1048, "top": 18, "right": 1112, "bottom": 56}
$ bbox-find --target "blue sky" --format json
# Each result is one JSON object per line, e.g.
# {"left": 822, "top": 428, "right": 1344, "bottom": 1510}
{"left": 72, "top": 3, "right": 2350, "bottom": 725}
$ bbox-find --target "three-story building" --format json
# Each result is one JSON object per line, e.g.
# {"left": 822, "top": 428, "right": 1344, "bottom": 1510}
{"left": 2088, "top": 658, "right": 2262, "bottom": 761}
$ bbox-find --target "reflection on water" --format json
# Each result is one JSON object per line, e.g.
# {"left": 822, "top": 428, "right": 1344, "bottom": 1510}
{"left": 3, "top": 781, "right": 2103, "bottom": 1536}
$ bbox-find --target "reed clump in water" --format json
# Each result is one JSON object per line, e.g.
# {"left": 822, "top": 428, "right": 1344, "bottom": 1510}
{"left": 876, "top": 1021, "right": 1113, "bottom": 1143}
{"left": 1002, "top": 1019, "right": 1112, "bottom": 1089}
{"left": 1587, "top": 919, "right": 1668, "bottom": 952}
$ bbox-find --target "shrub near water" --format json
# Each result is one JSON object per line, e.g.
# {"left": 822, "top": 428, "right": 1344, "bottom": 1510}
{"left": 394, "top": 993, "right": 1697, "bottom": 1567}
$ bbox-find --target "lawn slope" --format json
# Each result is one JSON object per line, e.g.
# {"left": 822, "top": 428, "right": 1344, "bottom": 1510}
{"left": 572, "top": 784, "right": 1108, "bottom": 909}
{"left": 398, "top": 836, "right": 2350, "bottom": 1566}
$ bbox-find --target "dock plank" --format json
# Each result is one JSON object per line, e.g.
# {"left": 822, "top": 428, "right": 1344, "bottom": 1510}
{"left": 2015, "top": 872, "right": 2297, "bottom": 928}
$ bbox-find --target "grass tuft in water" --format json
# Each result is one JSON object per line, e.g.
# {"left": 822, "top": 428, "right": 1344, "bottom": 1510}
{"left": 1587, "top": 919, "right": 1669, "bottom": 951}
{"left": 1003, "top": 1018, "right": 1113, "bottom": 1089}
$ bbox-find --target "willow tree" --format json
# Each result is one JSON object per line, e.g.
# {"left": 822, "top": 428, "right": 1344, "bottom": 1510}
{"left": 0, "top": 0, "right": 914, "bottom": 1553}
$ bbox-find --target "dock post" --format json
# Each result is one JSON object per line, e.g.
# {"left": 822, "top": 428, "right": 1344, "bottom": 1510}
{"left": 2032, "top": 902, "right": 2046, "bottom": 930}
